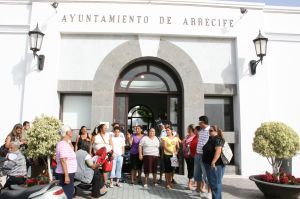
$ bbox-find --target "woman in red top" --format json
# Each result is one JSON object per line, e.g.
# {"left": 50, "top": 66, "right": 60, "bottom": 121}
{"left": 182, "top": 124, "right": 198, "bottom": 190}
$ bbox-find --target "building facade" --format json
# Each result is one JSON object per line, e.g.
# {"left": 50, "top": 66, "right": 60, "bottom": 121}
{"left": 1, "top": 0, "right": 300, "bottom": 176}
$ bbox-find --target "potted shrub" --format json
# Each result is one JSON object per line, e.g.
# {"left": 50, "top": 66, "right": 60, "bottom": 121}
{"left": 26, "top": 115, "right": 62, "bottom": 181}
{"left": 250, "top": 122, "right": 300, "bottom": 199}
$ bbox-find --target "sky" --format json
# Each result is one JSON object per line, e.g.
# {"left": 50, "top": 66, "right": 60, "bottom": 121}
{"left": 217, "top": 0, "right": 300, "bottom": 7}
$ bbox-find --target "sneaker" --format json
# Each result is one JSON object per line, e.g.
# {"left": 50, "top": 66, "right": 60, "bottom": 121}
{"left": 143, "top": 184, "right": 148, "bottom": 188}
{"left": 153, "top": 183, "right": 158, "bottom": 187}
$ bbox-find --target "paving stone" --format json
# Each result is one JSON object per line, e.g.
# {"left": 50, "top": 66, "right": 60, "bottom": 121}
{"left": 74, "top": 174, "right": 264, "bottom": 199}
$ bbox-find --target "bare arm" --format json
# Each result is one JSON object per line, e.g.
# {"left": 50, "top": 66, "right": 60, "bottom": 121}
{"left": 138, "top": 145, "right": 143, "bottom": 160}
{"left": 211, "top": 146, "right": 222, "bottom": 167}
{"left": 60, "top": 158, "right": 70, "bottom": 184}
{"left": 127, "top": 134, "right": 133, "bottom": 146}
{"left": 90, "top": 136, "right": 95, "bottom": 155}
{"left": 5, "top": 136, "right": 11, "bottom": 149}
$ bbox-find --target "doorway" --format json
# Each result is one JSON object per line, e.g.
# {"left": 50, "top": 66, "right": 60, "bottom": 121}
{"left": 114, "top": 59, "right": 183, "bottom": 173}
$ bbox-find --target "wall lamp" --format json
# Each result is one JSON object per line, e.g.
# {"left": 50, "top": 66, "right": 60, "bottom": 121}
{"left": 249, "top": 30, "right": 268, "bottom": 75}
{"left": 28, "top": 24, "right": 45, "bottom": 70}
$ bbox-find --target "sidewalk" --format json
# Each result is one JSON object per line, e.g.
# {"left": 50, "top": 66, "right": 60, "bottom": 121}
{"left": 74, "top": 174, "right": 265, "bottom": 199}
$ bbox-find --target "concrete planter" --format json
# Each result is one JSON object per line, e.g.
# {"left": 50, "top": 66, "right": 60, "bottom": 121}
{"left": 249, "top": 175, "right": 300, "bottom": 199}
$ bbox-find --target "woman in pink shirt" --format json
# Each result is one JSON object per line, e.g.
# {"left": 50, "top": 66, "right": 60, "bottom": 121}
{"left": 56, "top": 125, "right": 77, "bottom": 199}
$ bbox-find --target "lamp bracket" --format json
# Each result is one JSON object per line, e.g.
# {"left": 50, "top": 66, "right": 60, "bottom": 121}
{"left": 249, "top": 59, "right": 261, "bottom": 75}
{"left": 33, "top": 53, "right": 45, "bottom": 70}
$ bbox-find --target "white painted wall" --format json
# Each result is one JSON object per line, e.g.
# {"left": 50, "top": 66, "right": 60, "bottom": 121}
{"left": 0, "top": 0, "right": 300, "bottom": 177}
{"left": 167, "top": 37, "right": 236, "bottom": 84}
{"left": 0, "top": 2, "right": 30, "bottom": 142}
{"left": 59, "top": 35, "right": 135, "bottom": 80}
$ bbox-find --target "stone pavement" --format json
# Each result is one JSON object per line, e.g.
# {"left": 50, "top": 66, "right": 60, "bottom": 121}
{"left": 74, "top": 174, "right": 265, "bottom": 199}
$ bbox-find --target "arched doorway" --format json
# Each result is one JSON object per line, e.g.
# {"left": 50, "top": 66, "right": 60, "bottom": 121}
{"left": 114, "top": 59, "right": 183, "bottom": 173}
{"left": 114, "top": 59, "right": 182, "bottom": 138}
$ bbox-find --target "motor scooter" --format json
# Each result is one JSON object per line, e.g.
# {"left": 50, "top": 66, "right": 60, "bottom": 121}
{"left": 0, "top": 153, "right": 67, "bottom": 199}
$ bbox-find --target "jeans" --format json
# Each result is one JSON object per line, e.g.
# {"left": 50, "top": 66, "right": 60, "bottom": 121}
{"left": 57, "top": 173, "right": 75, "bottom": 199}
{"left": 110, "top": 155, "right": 123, "bottom": 179}
{"left": 204, "top": 163, "right": 225, "bottom": 199}
{"left": 194, "top": 154, "right": 207, "bottom": 182}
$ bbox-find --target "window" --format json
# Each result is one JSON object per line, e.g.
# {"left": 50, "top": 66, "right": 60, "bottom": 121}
{"left": 204, "top": 97, "right": 233, "bottom": 131}
{"left": 61, "top": 94, "right": 92, "bottom": 130}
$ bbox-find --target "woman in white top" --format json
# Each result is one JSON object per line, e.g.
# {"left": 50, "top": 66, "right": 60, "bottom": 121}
{"left": 139, "top": 128, "right": 160, "bottom": 187}
{"left": 91, "top": 124, "right": 113, "bottom": 185}
{"left": 109, "top": 126, "right": 125, "bottom": 188}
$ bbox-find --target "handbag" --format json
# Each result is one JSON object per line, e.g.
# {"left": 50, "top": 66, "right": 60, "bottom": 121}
{"left": 0, "top": 144, "right": 8, "bottom": 157}
{"left": 170, "top": 155, "right": 179, "bottom": 167}
{"left": 102, "top": 159, "right": 113, "bottom": 172}
{"left": 221, "top": 142, "right": 233, "bottom": 165}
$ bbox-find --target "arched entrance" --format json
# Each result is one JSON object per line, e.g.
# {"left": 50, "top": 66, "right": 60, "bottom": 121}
{"left": 114, "top": 59, "right": 183, "bottom": 139}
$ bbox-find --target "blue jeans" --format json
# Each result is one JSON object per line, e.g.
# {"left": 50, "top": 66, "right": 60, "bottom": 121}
{"left": 110, "top": 155, "right": 123, "bottom": 179}
{"left": 194, "top": 153, "right": 207, "bottom": 182}
{"left": 57, "top": 173, "right": 75, "bottom": 199}
{"left": 204, "top": 163, "right": 225, "bottom": 199}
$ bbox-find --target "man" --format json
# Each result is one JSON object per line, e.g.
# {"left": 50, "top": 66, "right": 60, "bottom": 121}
{"left": 22, "top": 121, "right": 30, "bottom": 144}
{"left": 3, "top": 141, "right": 27, "bottom": 188}
{"left": 75, "top": 144, "right": 106, "bottom": 198}
{"left": 190, "top": 115, "right": 210, "bottom": 197}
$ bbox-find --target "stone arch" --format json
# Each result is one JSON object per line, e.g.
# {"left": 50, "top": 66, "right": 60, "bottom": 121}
{"left": 92, "top": 39, "right": 203, "bottom": 131}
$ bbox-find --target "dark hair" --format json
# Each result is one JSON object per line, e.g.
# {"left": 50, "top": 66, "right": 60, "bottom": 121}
{"left": 136, "top": 125, "right": 142, "bottom": 129}
{"left": 195, "top": 125, "right": 201, "bottom": 131}
{"left": 165, "top": 126, "right": 173, "bottom": 131}
{"left": 79, "top": 126, "right": 87, "bottom": 136}
{"left": 127, "top": 129, "right": 133, "bottom": 134}
{"left": 199, "top": 115, "right": 209, "bottom": 125}
{"left": 97, "top": 124, "right": 106, "bottom": 133}
{"left": 113, "top": 126, "right": 120, "bottom": 131}
{"left": 111, "top": 122, "right": 119, "bottom": 127}
{"left": 23, "top": 121, "right": 29, "bottom": 127}
{"left": 92, "top": 126, "right": 98, "bottom": 136}
{"left": 80, "top": 143, "right": 90, "bottom": 153}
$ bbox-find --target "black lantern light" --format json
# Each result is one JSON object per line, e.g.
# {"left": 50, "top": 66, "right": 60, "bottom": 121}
{"left": 28, "top": 24, "right": 45, "bottom": 70}
{"left": 249, "top": 30, "right": 268, "bottom": 75}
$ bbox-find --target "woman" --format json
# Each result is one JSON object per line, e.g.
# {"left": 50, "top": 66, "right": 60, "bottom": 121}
{"left": 110, "top": 126, "right": 125, "bottom": 187}
{"left": 3, "top": 141, "right": 27, "bottom": 188}
{"left": 203, "top": 125, "right": 225, "bottom": 199}
{"left": 139, "top": 128, "right": 160, "bottom": 187}
{"left": 75, "top": 126, "right": 91, "bottom": 152}
{"left": 182, "top": 124, "right": 198, "bottom": 190}
{"left": 91, "top": 124, "right": 113, "bottom": 185}
{"left": 127, "top": 125, "right": 144, "bottom": 184}
{"left": 162, "top": 126, "right": 179, "bottom": 189}
{"left": 5, "top": 123, "right": 24, "bottom": 149}
{"left": 55, "top": 125, "right": 77, "bottom": 199}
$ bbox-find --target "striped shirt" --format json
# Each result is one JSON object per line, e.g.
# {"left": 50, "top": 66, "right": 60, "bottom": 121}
{"left": 56, "top": 140, "right": 77, "bottom": 174}
{"left": 196, "top": 125, "right": 210, "bottom": 154}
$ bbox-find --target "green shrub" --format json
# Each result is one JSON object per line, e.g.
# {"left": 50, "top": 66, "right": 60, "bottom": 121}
{"left": 253, "top": 122, "right": 300, "bottom": 174}
{"left": 26, "top": 115, "right": 62, "bottom": 159}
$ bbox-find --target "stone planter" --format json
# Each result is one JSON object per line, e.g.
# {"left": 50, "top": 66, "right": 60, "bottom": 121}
{"left": 249, "top": 175, "right": 300, "bottom": 199}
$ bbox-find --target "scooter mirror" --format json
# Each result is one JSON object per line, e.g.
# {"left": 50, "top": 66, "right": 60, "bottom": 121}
{"left": 7, "top": 153, "right": 17, "bottom": 161}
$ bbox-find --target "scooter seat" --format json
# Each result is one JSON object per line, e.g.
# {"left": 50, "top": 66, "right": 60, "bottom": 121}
{"left": 0, "top": 185, "right": 45, "bottom": 199}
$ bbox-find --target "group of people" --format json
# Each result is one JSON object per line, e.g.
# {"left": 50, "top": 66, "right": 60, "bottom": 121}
{"left": 182, "top": 116, "right": 226, "bottom": 199}
{"left": 1, "top": 115, "right": 227, "bottom": 199}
